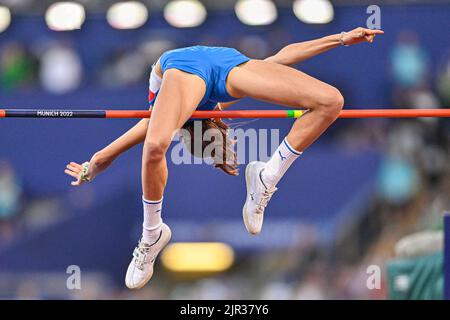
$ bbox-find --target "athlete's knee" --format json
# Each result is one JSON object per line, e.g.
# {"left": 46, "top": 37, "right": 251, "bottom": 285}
{"left": 143, "top": 140, "right": 169, "bottom": 164}
{"left": 333, "top": 88, "right": 345, "bottom": 110}
{"left": 315, "top": 87, "right": 344, "bottom": 120}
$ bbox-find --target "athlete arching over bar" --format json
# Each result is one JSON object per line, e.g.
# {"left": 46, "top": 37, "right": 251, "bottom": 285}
{"left": 64, "top": 27, "right": 384, "bottom": 289}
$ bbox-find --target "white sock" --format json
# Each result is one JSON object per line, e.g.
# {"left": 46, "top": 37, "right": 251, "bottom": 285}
{"left": 142, "top": 196, "right": 163, "bottom": 244}
{"left": 262, "top": 138, "right": 302, "bottom": 188}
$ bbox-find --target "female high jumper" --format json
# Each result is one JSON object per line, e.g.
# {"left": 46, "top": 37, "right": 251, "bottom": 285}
{"left": 64, "top": 27, "right": 383, "bottom": 289}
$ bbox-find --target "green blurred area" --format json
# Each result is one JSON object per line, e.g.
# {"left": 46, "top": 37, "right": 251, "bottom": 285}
{"left": 387, "top": 251, "right": 443, "bottom": 300}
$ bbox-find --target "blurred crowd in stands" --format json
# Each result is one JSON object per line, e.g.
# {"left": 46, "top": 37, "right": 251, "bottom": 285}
{"left": 1, "top": 27, "right": 449, "bottom": 299}
{"left": 0, "top": 32, "right": 283, "bottom": 94}
{"left": 2, "top": 27, "right": 450, "bottom": 101}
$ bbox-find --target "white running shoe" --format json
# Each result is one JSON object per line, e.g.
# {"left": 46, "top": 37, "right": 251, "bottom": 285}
{"left": 125, "top": 223, "right": 171, "bottom": 289}
{"left": 242, "top": 161, "right": 277, "bottom": 235}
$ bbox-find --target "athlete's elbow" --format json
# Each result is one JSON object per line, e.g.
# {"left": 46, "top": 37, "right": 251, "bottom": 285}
{"left": 264, "top": 55, "right": 293, "bottom": 66}
{"left": 264, "top": 55, "right": 277, "bottom": 63}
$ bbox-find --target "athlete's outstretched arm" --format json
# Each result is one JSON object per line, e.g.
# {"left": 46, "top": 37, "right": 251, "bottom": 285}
{"left": 265, "top": 27, "right": 384, "bottom": 66}
{"left": 65, "top": 118, "right": 149, "bottom": 185}
{"left": 218, "top": 27, "right": 383, "bottom": 110}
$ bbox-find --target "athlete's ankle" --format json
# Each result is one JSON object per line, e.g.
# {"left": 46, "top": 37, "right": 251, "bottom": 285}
{"left": 142, "top": 223, "right": 163, "bottom": 244}
{"left": 142, "top": 196, "right": 163, "bottom": 244}
{"left": 262, "top": 138, "right": 302, "bottom": 187}
{"left": 261, "top": 167, "right": 277, "bottom": 189}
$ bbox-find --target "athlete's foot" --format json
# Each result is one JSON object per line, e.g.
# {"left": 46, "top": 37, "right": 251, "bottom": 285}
{"left": 125, "top": 223, "right": 171, "bottom": 289}
{"left": 242, "top": 161, "right": 277, "bottom": 235}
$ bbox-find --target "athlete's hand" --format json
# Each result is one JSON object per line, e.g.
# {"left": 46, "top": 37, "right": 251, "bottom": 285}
{"left": 341, "top": 27, "right": 384, "bottom": 46}
{"left": 64, "top": 161, "right": 91, "bottom": 186}
{"left": 64, "top": 152, "right": 113, "bottom": 186}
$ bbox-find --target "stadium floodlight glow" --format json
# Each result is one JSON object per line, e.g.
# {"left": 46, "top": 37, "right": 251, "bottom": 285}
{"left": 161, "top": 242, "right": 234, "bottom": 272}
{"left": 235, "top": 0, "right": 278, "bottom": 26}
{"left": 45, "top": 2, "right": 86, "bottom": 31}
{"left": 107, "top": 1, "right": 148, "bottom": 30}
{"left": 293, "top": 0, "right": 334, "bottom": 24}
{"left": 0, "top": 6, "right": 11, "bottom": 33}
{"left": 164, "top": 0, "right": 207, "bottom": 28}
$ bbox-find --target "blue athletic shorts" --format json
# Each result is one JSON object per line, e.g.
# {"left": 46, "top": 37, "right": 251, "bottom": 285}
{"left": 156, "top": 46, "right": 251, "bottom": 110}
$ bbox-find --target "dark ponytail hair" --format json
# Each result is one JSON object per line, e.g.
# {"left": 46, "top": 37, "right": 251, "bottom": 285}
{"left": 181, "top": 119, "right": 238, "bottom": 176}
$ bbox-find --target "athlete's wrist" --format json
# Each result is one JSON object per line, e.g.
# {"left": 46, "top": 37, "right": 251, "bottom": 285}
{"left": 80, "top": 162, "right": 92, "bottom": 182}
{"left": 339, "top": 32, "right": 349, "bottom": 47}
{"left": 325, "top": 34, "right": 343, "bottom": 47}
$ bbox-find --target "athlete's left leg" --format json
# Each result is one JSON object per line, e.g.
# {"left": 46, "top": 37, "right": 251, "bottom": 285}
{"left": 228, "top": 59, "right": 343, "bottom": 153}
{"left": 226, "top": 59, "right": 344, "bottom": 234}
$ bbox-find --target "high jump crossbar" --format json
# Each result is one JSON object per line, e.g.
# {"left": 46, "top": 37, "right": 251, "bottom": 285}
{"left": 1, "top": 108, "right": 450, "bottom": 119}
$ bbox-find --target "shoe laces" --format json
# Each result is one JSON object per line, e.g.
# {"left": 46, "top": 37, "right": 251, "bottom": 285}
{"left": 256, "top": 187, "right": 277, "bottom": 214}
{"left": 133, "top": 241, "right": 152, "bottom": 270}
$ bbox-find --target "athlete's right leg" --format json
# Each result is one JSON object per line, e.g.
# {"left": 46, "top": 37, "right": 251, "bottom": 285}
{"left": 126, "top": 69, "right": 206, "bottom": 289}
{"left": 142, "top": 70, "right": 206, "bottom": 201}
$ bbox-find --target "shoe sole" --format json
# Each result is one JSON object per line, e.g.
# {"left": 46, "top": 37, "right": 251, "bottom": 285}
{"left": 127, "top": 224, "right": 172, "bottom": 290}
{"left": 243, "top": 162, "right": 261, "bottom": 235}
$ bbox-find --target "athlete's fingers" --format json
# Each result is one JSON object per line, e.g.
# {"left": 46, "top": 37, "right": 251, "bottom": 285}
{"left": 66, "top": 164, "right": 81, "bottom": 173}
{"left": 70, "top": 162, "right": 83, "bottom": 170}
{"left": 365, "top": 29, "right": 384, "bottom": 35}
{"left": 71, "top": 180, "right": 82, "bottom": 186}
{"left": 365, "top": 34, "right": 375, "bottom": 43}
{"left": 356, "top": 28, "right": 383, "bottom": 39}
{"left": 357, "top": 28, "right": 382, "bottom": 43}
{"left": 64, "top": 169, "right": 79, "bottom": 179}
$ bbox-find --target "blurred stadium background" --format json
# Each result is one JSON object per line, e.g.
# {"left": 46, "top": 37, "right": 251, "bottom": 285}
{"left": 0, "top": 0, "right": 449, "bottom": 299}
